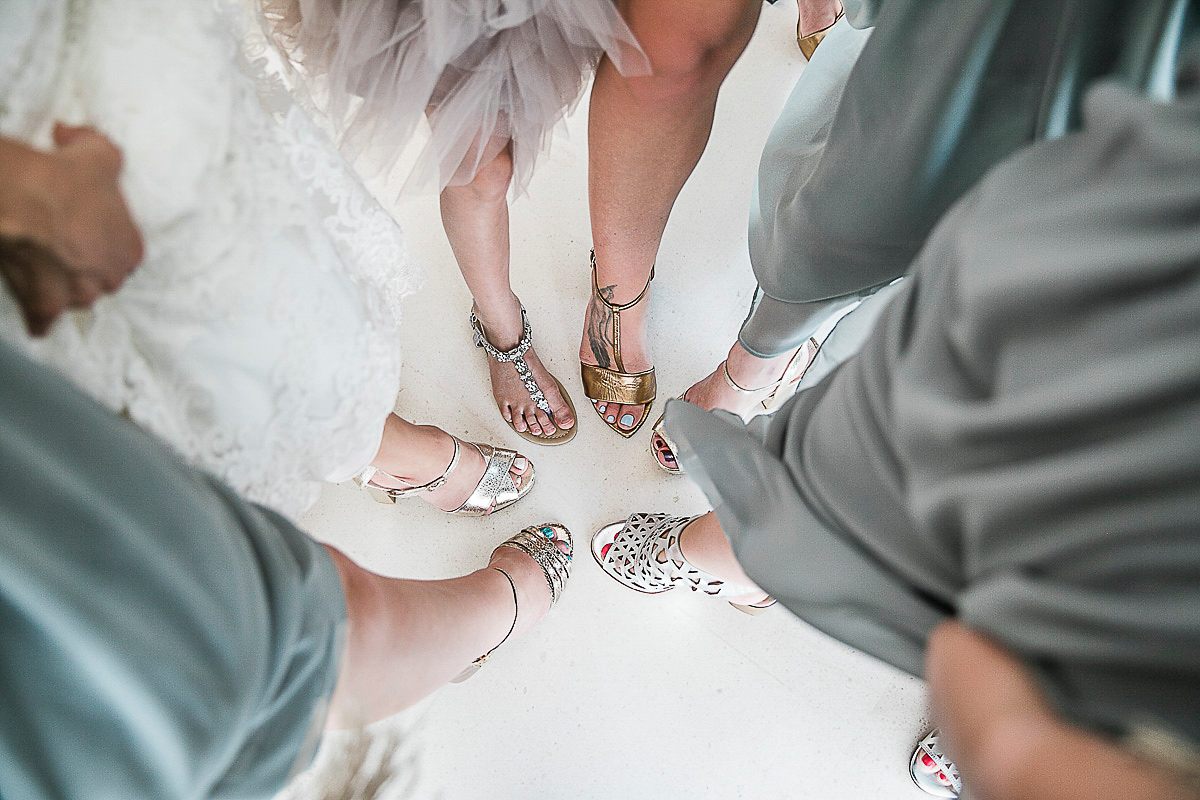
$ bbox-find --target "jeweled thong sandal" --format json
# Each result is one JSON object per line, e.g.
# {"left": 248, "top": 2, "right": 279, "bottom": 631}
{"left": 909, "top": 729, "right": 962, "bottom": 798}
{"left": 650, "top": 338, "right": 819, "bottom": 475}
{"left": 471, "top": 307, "right": 577, "bottom": 446}
{"left": 797, "top": 7, "right": 844, "bottom": 59}
{"left": 591, "top": 513, "right": 768, "bottom": 614}
{"left": 356, "top": 437, "right": 534, "bottom": 517}
{"left": 451, "top": 523, "right": 573, "bottom": 682}
{"left": 580, "top": 250, "right": 656, "bottom": 438}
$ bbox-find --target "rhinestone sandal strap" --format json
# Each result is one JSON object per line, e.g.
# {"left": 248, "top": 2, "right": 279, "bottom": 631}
{"left": 470, "top": 309, "right": 552, "bottom": 414}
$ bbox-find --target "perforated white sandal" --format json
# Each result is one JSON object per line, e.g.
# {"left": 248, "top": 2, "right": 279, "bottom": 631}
{"left": 591, "top": 513, "right": 761, "bottom": 601}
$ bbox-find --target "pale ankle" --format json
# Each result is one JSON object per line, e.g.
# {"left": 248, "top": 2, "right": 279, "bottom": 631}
{"left": 472, "top": 296, "right": 524, "bottom": 349}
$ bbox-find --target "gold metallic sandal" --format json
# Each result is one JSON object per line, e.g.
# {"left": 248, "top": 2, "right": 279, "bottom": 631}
{"left": 649, "top": 338, "right": 819, "bottom": 474}
{"left": 470, "top": 307, "right": 577, "bottom": 446}
{"left": 355, "top": 437, "right": 534, "bottom": 516}
{"left": 580, "top": 250, "right": 656, "bottom": 438}
{"left": 451, "top": 523, "right": 572, "bottom": 682}
{"left": 797, "top": 7, "right": 844, "bottom": 59}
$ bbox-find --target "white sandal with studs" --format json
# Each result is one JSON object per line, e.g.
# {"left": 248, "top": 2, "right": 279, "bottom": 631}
{"left": 910, "top": 729, "right": 962, "bottom": 797}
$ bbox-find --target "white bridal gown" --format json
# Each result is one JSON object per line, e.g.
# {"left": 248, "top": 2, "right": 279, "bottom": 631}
{"left": 0, "top": 0, "right": 422, "bottom": 517}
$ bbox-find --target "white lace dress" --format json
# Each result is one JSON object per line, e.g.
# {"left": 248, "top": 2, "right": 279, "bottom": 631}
{"left": 0, "top": 0, "right": 422, "bottom": 517}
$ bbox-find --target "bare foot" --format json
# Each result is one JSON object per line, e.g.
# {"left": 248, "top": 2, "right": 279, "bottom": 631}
{"left": 370, "top": 427, "right": 531, "bottom": 515}
{"left": 652, "top": 340, "right": 817, "bottom": 471}
{"left": 579, "top": 277, "right": 653, "bottom": 434}
{"left": 473, "top": 300, "right": 575, "bottom": 439}
{"left": 486, "top": 524, "right": 572, "bottom": 639}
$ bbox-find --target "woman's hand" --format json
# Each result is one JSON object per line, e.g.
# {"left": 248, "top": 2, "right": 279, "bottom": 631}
{"left": 0, "top": 124, "right": 144, "bottom": 335}
{"left": 926, "top": 620, "right": 1198, "bottom": 800}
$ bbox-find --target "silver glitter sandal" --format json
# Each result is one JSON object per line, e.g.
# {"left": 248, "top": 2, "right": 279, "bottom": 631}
{"left": 356, "top": 437, "right": 534, "bottom": 516}
{"left": 452, "top": 524, "right": 573, "bottom": 682}
{"left": 471, "top": 307, "right": 577, "bottom": 446}
{"left": 591, "top": 513, "right": 767, "bottom": 612}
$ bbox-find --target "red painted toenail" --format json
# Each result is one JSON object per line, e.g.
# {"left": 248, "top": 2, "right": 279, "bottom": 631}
{"left": 601, "top": 543, "right": 612, "bottom": 559}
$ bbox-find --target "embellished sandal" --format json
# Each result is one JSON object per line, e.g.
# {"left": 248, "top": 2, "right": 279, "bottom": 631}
{"left": 451, "top": 523, "right": 573, "bottom": 683}
{"left": 356, "top": 437, "right": 534, "bottom": 517}
{"left": 909, "top": 729, "right": 962, "bottom": 798}
{"left": 650, "top": 338, "right": 819, "bottom": 475}
{"left": 591, "top": 513, "right": 769, "bottom": 612}
{"left": 797, "top": 7, "right": 844, "bottom": 59}
{"left": 580, "top": 250, "right": 656, "bottom": 438}
{"left": 470, "top": 307, "right": 577, "bottom": 446}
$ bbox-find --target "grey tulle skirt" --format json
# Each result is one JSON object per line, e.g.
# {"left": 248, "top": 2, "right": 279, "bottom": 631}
{"left": 262, "top": 0, "right": 647, "bottom": 192}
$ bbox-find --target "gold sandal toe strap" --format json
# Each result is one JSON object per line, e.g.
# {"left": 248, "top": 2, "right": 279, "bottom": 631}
{"left": 580, "top": 363, "right": 656, "bottom": 405}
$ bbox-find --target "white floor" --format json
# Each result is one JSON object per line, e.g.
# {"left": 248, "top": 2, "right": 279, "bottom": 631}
{"left": 297, "top": 5, "right": 931, "bottom": 798}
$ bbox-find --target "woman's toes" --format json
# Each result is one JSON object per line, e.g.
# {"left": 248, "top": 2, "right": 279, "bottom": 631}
{"left": 533, "top": 408, "right": 557, "bottom": 435}
{"left": 616, "top": 404, "right": 644, "bottom": 431}
{"left": 652, "top": 433, "right": 677, "bottom": 468}
{"left": 524, "top": 412, "right": 543, "bottom": 437}
{"left": 537, "top": 523, "right": 573, "bottom": 557}
{"left": 513, "top": 455, "right": 528, "bottom": 473}
{"left": 511, "top": 411, "right": 528, "bottom": 432}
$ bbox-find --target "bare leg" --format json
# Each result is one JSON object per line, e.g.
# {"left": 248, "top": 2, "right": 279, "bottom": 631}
{"left": 678, "top": 512, "right": 769, "bottom": 605}
{"left": 582, "top": 0, "right": 763, "bottom": 434}
{"left": 323, "top": 527, "right": 571, "bottom": 727}
{"left": 440, "top": 141, "right": 575, "bottom": 439}
{"left": 368, "top": 413, "right": 529, "bottom": 514}
{"left": 796, "top": 0, "right": 843, "bottom": 39}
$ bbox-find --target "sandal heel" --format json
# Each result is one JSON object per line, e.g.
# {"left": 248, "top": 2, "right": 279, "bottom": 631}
{"left": 729, "top": 599, "right": 776, "bottom": 616}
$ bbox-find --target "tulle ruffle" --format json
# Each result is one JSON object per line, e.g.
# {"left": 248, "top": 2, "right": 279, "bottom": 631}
{"left": 262, "top": 0, "right": 648, "bottom": 192}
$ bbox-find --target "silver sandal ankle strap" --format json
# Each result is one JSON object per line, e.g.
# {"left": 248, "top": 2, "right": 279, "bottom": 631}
{"left": 359, "top": 436, "right": 461, "bottom": 500}
{"left": 470, "top": 308, "right": 551, "bottom": 415}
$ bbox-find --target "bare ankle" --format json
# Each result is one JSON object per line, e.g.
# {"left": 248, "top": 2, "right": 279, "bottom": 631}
{"left": 471, "top": 296, "right": 525, "bottom": 349}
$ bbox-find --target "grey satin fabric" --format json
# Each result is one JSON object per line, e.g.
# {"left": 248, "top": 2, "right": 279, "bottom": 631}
{"left": 0, "top": 338, "right": 346, "bottom": 799}
{"left": 741, "top": 0, "right": 1184, "bottom": 357}
{"left": 670, "top": 81, "right": 1200, "bottom": 745}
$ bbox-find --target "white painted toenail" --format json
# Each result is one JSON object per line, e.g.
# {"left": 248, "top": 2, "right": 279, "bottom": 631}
{"left": 606, "top": 415, "right": 616, "bottom": 423}
{"left": 619, "top": 414, "right": 634, "bottom": 427}
{"left": 514, "top": 457, "right": 527, "bottom": 470}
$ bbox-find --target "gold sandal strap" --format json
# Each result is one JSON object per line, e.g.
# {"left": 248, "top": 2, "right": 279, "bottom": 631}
{"left": 589, "top": 249, "right": 654, "bottom": 312}
{"left": 581, "top": 362, "right": 657, "bottom": 405}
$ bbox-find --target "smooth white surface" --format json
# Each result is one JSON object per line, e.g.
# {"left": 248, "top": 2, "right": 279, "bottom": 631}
{"left": 298, "top": 5, "right": 932, "bottom": 797}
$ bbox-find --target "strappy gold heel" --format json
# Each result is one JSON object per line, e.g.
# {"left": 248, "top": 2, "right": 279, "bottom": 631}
{"left": 451, "top": 524, "right": 572, "bottom": 682}
{"left": 650, "top": 338, "right": 819, "bottom": 475}
{"left": 580, "top": 250, "right": 656, "bottom": 438}
{"left": 355, "top": 436, "right": 534, "bottom": 516}
{"left": 797, "top": 8, "right": 844, "bottom": 59}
